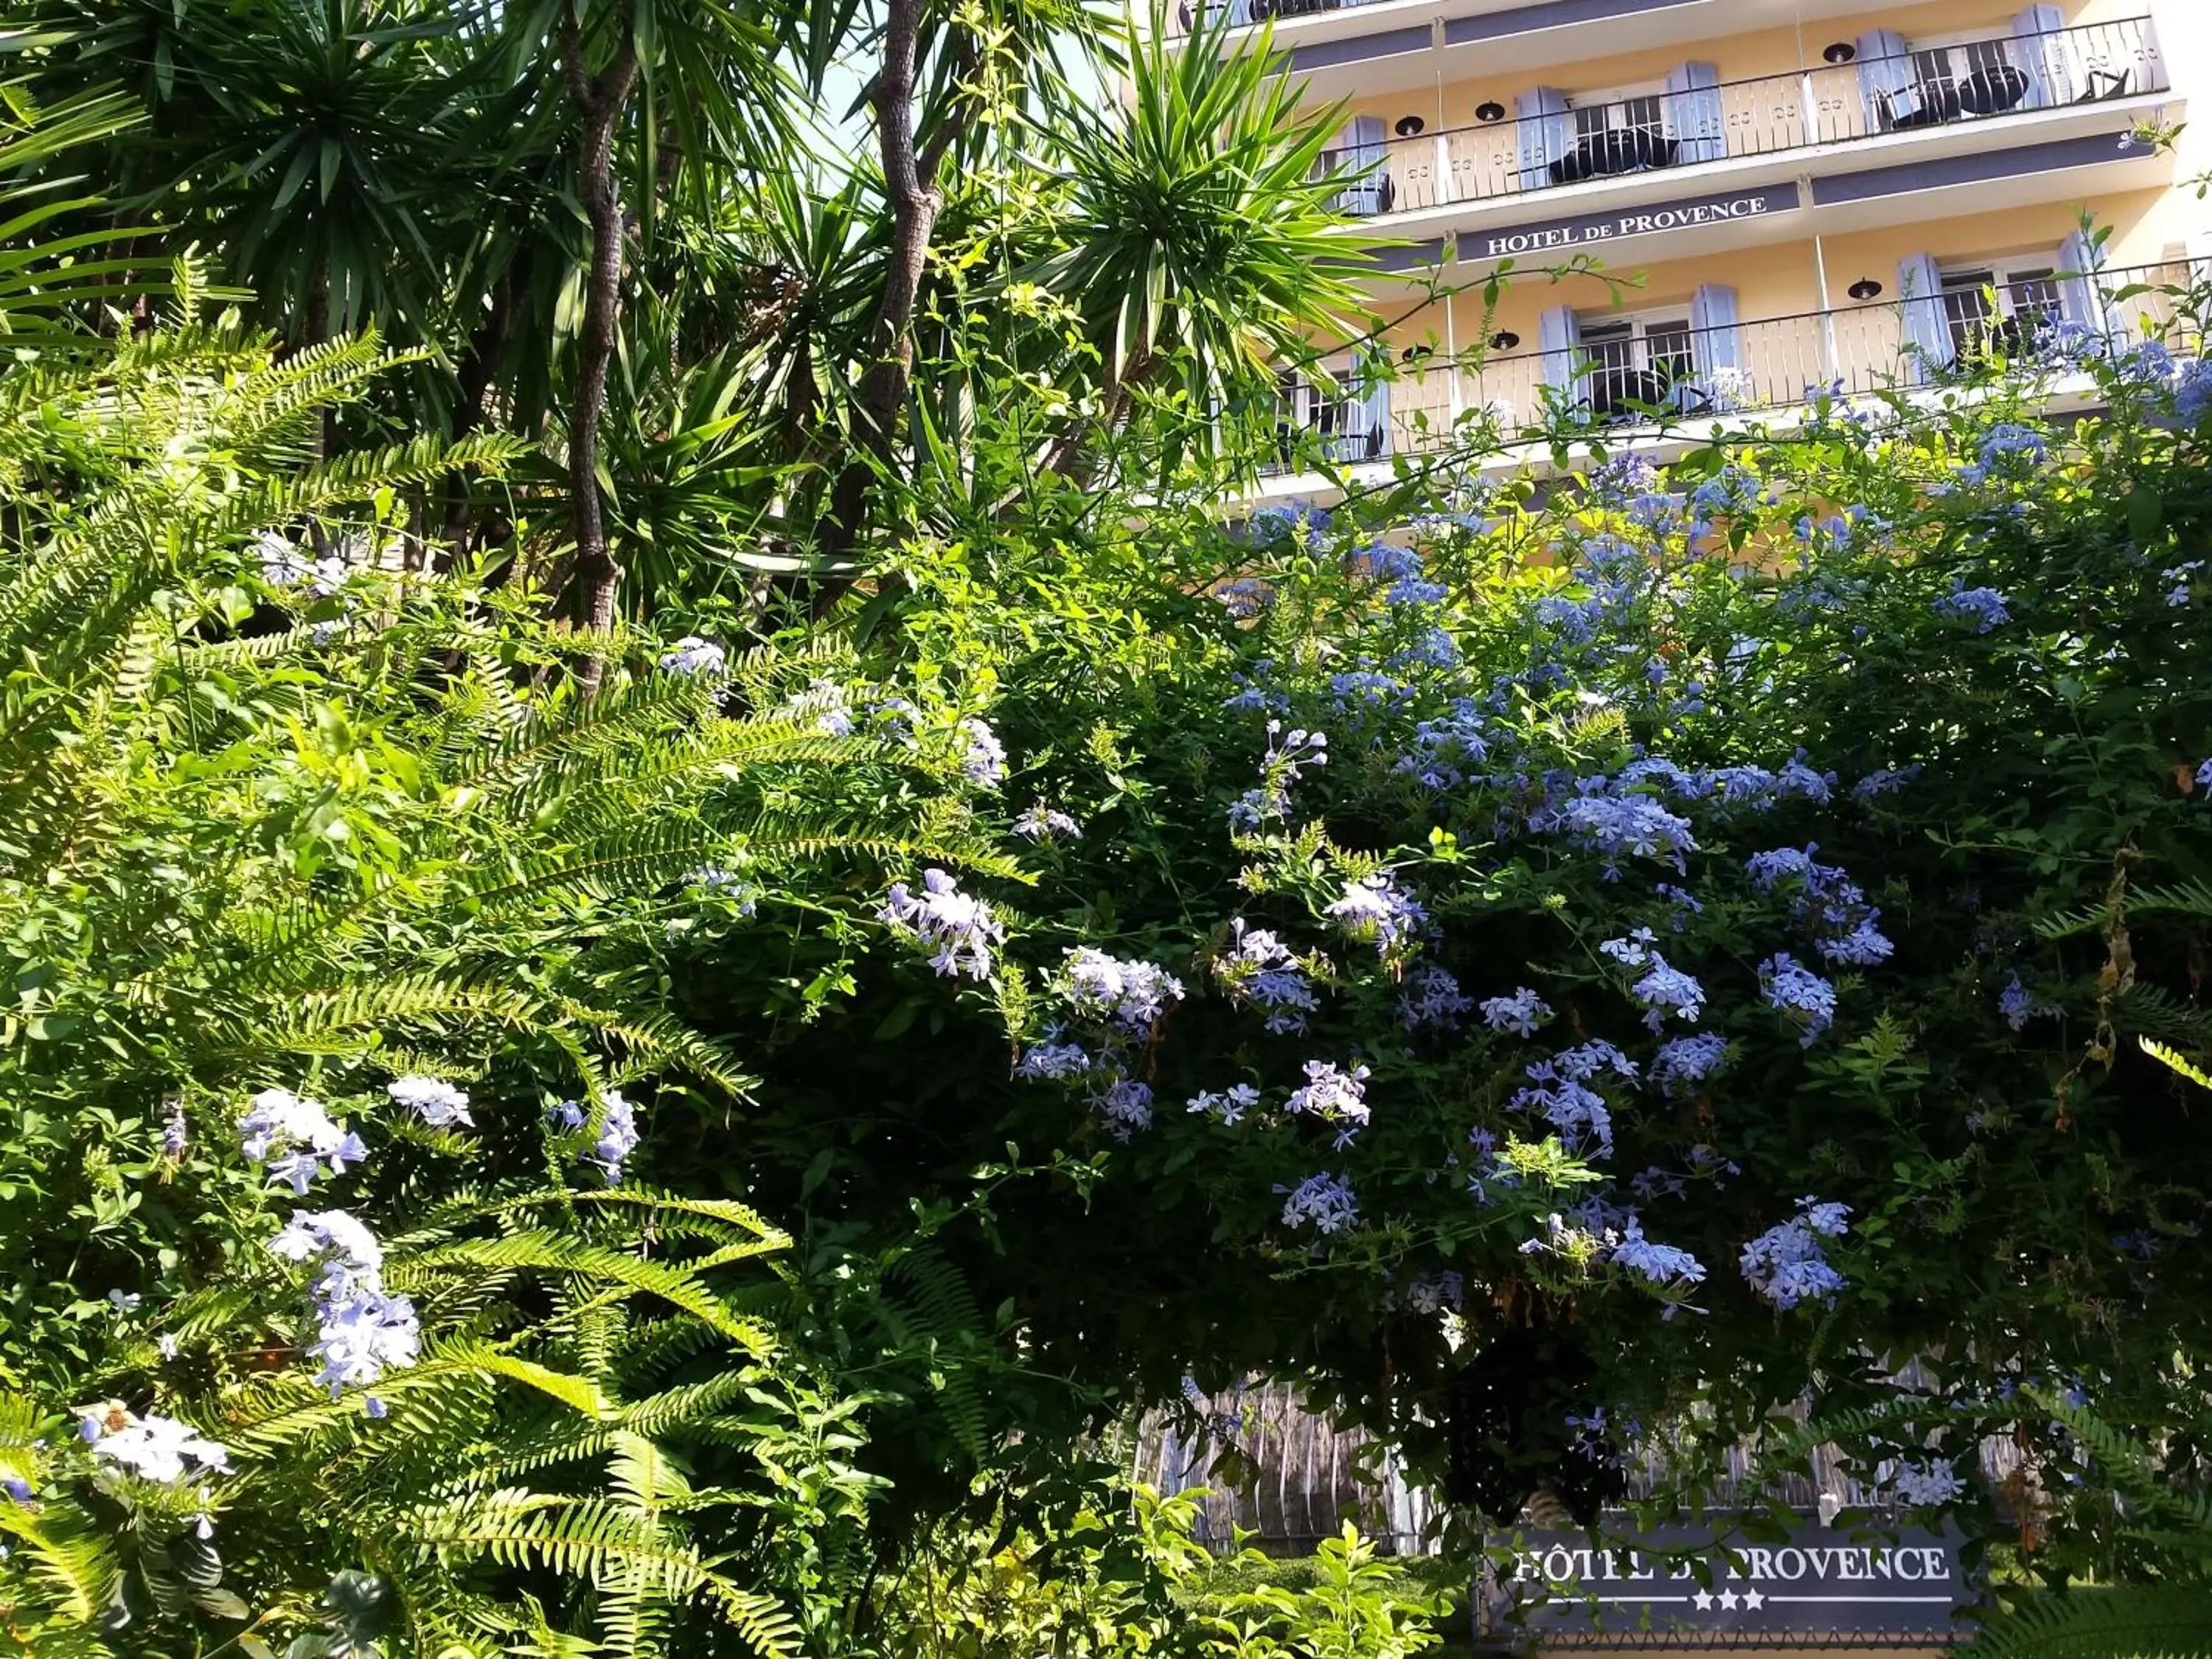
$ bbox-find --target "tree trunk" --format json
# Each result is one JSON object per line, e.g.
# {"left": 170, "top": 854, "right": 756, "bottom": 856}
{"left": 560, "top": 14, "right": 641, "bottom": 662}
{"left": 814, "top": 0, "right": 969, "bottom": 580}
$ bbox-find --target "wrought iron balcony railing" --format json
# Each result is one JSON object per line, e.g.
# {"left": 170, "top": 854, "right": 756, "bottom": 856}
{"left": 1266, "top": 260, "right": 2204, "bottom": 471}
{"left": 1306, "top": 18, "right": 2161, "bottom": 221}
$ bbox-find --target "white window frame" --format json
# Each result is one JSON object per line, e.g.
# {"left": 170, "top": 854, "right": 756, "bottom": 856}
{"left": 1937, "top": 254, "right": 2065, "bottom": 355}
{"left": 1570, "top": 81, "right": 1669, "bottom": 142}
{"left": 1576, "top": 307, "right": 1697, "bottom": 375}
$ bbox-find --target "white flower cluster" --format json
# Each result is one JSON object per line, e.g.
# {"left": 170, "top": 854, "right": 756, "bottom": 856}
{"left": 80, "top": 1406, "right": 231, "bottom": 1486}
{"left": 387, "top": 1075, "right": 473, "bottom": 1128}
{"left": 239, "top": 1088, "right": 368, "bottom": 1195}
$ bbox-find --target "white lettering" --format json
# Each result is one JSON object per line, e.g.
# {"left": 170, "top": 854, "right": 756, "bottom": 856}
{"left": 1870, "top": 1549, "right": 1895, "bottom": 1580}
{"left": 1541, "top": 1547, "right": 1576, "bottom": 1582}
{"left": 1897, "top": 1549, "right": 1924, "bottom": 1581}
{"left": 1774, "top": 1548, "right": 1807, "bottom": 1580}
{"left": 1743, "top": 1548, "right": 1775, "bottom": 1581}
{"left": 1921, "top": 1547, "right": 1950, "bottom": 1580}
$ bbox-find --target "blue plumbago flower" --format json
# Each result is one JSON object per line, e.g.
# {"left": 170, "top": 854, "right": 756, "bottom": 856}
{"left": 1739, "top": 1197, "right": 1851, "bottom": 1310}
{"left": 80, "top": 1411, "right": 232, "bottom": 1485}
{"left": 1615, "top": 759, "right": 1709, "bottom": 801}
{"left": 869, "top": 696, "right": 919, "bottom": 741}
{"left": 1819, "top": 914, "right": 1894, "bottom": 966}
{"left": 1053, "top": 948, "right": 1186, "bottom": 1034}
{"left": 1280, "top": 1172, "right": 1359, "bottom": 1234}
{"left": 2173, "top": 358, "right": 2212, "bottom": 424}
{"left": 957, "top": 717, "right": 1006, "bottom": 788}
{"left": 1629, "top": 955, "right": 1705, "bottom": 1032}
{"left": 1654, "top": 883, "right": 1704, "bottom": 929}
{"left": 1851, "top": 765, "right": 1921, "bottom": 804}
{"left": 1686, "top": 464, "right": 1762, "bottom": 532}
{"left": 1998, "top": 972, "right": 2056, "bottom": 1032}
{"left": 1095, "top": 1077, "right": 1155, "bottom": 1140}
{"left": 255, "top": 532, "right": 350, "bottom": 597}
{"left": 783, "top": 675, "right": 854, "bottom": 735}
{"left": 1978, "top": 423, "right": 2048, "bottom": 470}
{"left": 1934, "top": 580, "right": 2011, "bottom": 633}
{"left": 1512, "top": 1075, "right": 1612, "bottom": 1155}
{"left": 239, "top": 1088, "right": 369, "bottom": 1195}
{"left": 161, "top": 1098, "right": 188, "bottom": 1158}
{"left": 268, "top": 1210, "right": 383, "bottom": 1280}
{"left": 1223, "top": 658, "right": 1286, "bottom": 714}
{"left": 387, "top": 1076, "right": 473, "bottom": 1130}
{"left": 1760, "top": 952, "right": 1838, "bottom": 1044}
{"left": 1688, "top": 1144, "right": 1742, "bottom": 1180}
{"left": 1610, "top": 1220, "right": 1707, "bottom": 1291}
{"left": 1329, "top": 669, "right": 1413, "bottom": 721}
{"left": 881, "top": 869, "right": 1005, "bottom": 980}
{"left": 686, "top": 866, "right": 762, "bottom": 914}
{"left": 1775, "top": 751, "right": 1836, "bottom": 804}
{"left": 310, "top": 1280, "right": 422, "bottom": 1398}
{"left": 1247, "top": 501, "right": 1332, "bottom": 544}
{"left": 1393, "top": 699, "right": 1490, "bottom": 790}
{"left": 2196, "top": 758, "right": 2212, "bottom": 790}
{"left": 2164, "top": 560, "right": 2204, "bottom": 605}
{"left": 1, "top": 1475, "right": 29, "bottom": 1503}
{"left": 658, "top": 636, "right": 727, "bottom": 676}
{"left": 1892, "top": 1458, "right": 1966, "bottom": 1508}
{"left": 1399, "top": 964, "right": 1473, "bottom": 1032}
{"left": 1286, "top": 1060, "right": 1371, "bottom": 1133}
{"left": 1012, "top": 804, "right": 1082, "bottom": 841}
{"left": 1228, "top": 723, "right": 1328, "bottom": 834}
{"left": 2122, "top": 339, "right": 2177, "bottom": 382}
{"left": 1216, "top": 577, "right": 1274, "bottom": 619}
{"left": 1388, "top": 573, "right": 1450, "bottom": 607}
{"left": 1632, "top": 1166, "right": 1686, "bottom": 1201}
{"left": 1558, "top": 793, "right": 1698, "bottom": 875}
{"left": 1708, "top": 764, "right": 1778, "bottom": 808}
{"left": 1215, "top": 921, "right": 1320, "bottom": 1034}
{"left": 1187, "top": 1083, "right": 1261, "bottom": 1125}
{"left": 1388, "top": 627, "right": 1461, "bottom": 671}
{"left": 548, "top": 1093, "right": 639, "bottom": 1180}
{"left": 1553, "top": 1040, "right": 1639, "bottom": 1082}
{"left": 1014, "top": 1034, "right": 1093, "bottom": 1081}
{"left": 1651, "top": 1032, "right": 1731, "bottom": 1094}
{"left": 1599, "top": 927, "right": 1658, "bottom": 966}
{"left": 1479, "top": 987, "right": 1552, "bottom": 1037}
{"left": 1326, "top": 872, "right": 1427, "bottom": 956}
{"left": 1585, "top": 452, "right": 1661, "bottom": 507}
{"left": 1401, "top": 1271, "right": 1465, "bottom": 1314}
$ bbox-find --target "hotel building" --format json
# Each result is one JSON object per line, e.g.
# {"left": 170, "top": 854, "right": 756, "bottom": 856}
{"left": 1171, "top": 0, "right": 2211, "bottom": 495}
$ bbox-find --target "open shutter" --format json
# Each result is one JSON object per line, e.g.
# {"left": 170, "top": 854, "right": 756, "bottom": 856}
{"left": 2058, "top": 228, "right": 2115, "bottom": 340}
{"left": 1691, "top": 284, "right": 1745, "bottom": 408}
{"left": 1896, "top": 252, "right": 1953, "bottom": 383}
{"left": 1515, "top": 88, "right": 1571, "bottom": 192}
{"left": 2011, "top": 5, "right": 2076, "bottom": 108}
{"left": 1337, "top": 115, "right": 1388, "bottom": 216}
{"left": 1539, "top": 306, "right": 1581, "bottom": 393}
{"left": 1856, "top": 29, "right": 1912, "bottom": 131}
{"left": 1360, "top": 351, "right": 1393, "bottom": 460}
{"left": 1666, "top": 63, "right": 1725, "bottom": 163}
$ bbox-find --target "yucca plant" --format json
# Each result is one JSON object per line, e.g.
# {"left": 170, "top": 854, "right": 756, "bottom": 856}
{"left": 0, "top": 289, "right": 1008, "bottom": 1654}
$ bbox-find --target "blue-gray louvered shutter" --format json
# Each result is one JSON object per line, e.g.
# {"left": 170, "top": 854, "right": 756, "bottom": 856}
{"left": 2058, "top": 227, "right": 2115, "bottom": 338}
{"left": 1691, "top": 284, "right": 1744, "bottom": 408}
{"left": 1666, "top": 62, "right": 1725, "bottom": 163}
{"left": 1539, "top": 305, "right": 1580, "bottom": 392}
{"left": 1360, "top": 351, "right": 1393, "bottom": 459}
{"left": 1339, "top": 115, "right": 1388, "bottom": 216}
{"left": 1515, "top": 88, "right": 1571, "bottom": 191}
{"left": 1896, "top": 251, "right": 1952, "bottom": 382}
{"left": 1857, "top": 29, "right": 1912, "bottom": 131}
{"left": 2011, "top": 5, "right": 2075, "bottom": 107}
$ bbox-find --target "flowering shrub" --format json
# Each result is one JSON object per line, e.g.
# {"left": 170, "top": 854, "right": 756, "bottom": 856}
{"left": 669, "top": 308, "right": 2212, "bottom": 1573}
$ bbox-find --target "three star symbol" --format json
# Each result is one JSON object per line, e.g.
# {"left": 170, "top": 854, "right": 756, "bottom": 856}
{"left": 1691, "top": 1587, "right": 1766, "bottom": 1613}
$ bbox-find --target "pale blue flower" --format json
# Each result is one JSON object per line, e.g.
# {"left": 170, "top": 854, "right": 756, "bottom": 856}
{"left": 1280, "top": 1173, "right": 1359, "bottom": 1234}
{"left": 386, "top": 1076, "right": 473, "bottom": 1129}
{"left": 1096, "top": 1077, "right": 1155, "bottom": 1139}
{"left": 1893, "top": 1458, "right": 1965, "bottom": 1508}
{"left": 1760, "top": 952, "right": 1837, "bottom": 1043}
{"left": 1650, "top": 1032, "right": 1729, "bottom": 1093}
{"left": 658, "top": 636, "right": 726, "bottom": 676}
{"left": 1399, "top": 965, "right": 1473, "bottom": 1032}
{"left": 1051, "top": 947, "right": 1185, "bottom": 1033}
{"left": 882, "top": 869, "right": 1005, "bottom": 981}
{"left": 239, "top": 1088, "right": 368, "bottom": 1193}
{"left": 1479, "top": 987, "right": 1551, "bottom": 1038}
{"left": 1610, "top": 1221, "right": 1707, "bottom": 1289}
{"left": 1187, "top": 1083, "right": 1261, "bottom": 1125}
{"left": 1934, "top": 580, "right": 2011, "bottom": 633}
{"left": 1013, "top": 804, "right": 1082, "bottom": 841}
{"left": 957, "top": 717, "right": 1006, "bottom": 787}
{"left": 1740, "top": 1197, "right": 1851, "bottom": 1309}
{"left": 1286, "top": 1060, "right": 1371, "bottom": 1131}
{"left": 1326, "top": 872, "right": 1426, "bottom": 956}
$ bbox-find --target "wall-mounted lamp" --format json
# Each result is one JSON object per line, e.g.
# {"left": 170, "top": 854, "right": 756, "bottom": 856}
{"left": 1394, "top": 114, "right": 1426, "bottom": 136}
{"left": 1400, "top": 344, "right": 1430, "bottom": 362}
{"left": 1823, "top": 41, "right": 1857, "bottom": 64}
{"left": 1476, "top": 101, "right": 1506, "bottom": 123}
{"left": 1492, "top": 330, "right": 1521, "bottom": 349}
{"left": 1847, "top": 277, "right": 1885, "bottom": 300}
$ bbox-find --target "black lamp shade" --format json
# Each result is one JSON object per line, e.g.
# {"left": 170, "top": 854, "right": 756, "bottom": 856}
{"left": 1823, "top": 41, "right": 1857, "bottom": 64}
{"left": 1847, "top": 278, "right": 1884, "bottom": 300}
{"left": 1476, "top": 101, "right": 1506, "bottom": 123}
{"left": 1492, "top": 330, "right": 1521, "bottom": 350}
{"left": 1395, "top": 114, "right": 1425, "bottom": 136}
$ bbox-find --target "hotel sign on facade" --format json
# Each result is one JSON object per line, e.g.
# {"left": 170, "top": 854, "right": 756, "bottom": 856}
{"left": 1482, "top": 1523, "right": 1976, "bottom": 1641}
{"left": 1465, "top": 185, "right": 1801, "bottom": 262}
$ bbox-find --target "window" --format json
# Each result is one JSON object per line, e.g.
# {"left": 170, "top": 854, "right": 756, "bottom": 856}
{"left": 1577, "top": 310, "right": 1695, "bottom": 417}
{"left": 1938, "top": 257, "right": 2063, "bottom": 358}
{"left": 1573, "top": 83, "right": 1666, "bottom": 143}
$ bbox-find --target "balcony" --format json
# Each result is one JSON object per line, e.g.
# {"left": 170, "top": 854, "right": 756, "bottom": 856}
{"left": 1267, "top": 260, "right": 2203, "bottom": 472}
{"left": 1310, "top": 18, "right": 2161, "bottom": 225}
